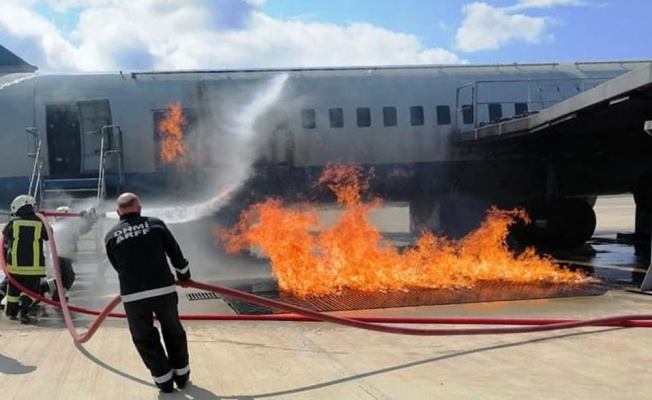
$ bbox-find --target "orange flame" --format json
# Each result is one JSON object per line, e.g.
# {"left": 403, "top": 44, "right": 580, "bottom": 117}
{"left": 221, "top": 165, "right": 588, "bottom": 297}
{"left": 157, "top": 102, "right": 190, "bottom": 167}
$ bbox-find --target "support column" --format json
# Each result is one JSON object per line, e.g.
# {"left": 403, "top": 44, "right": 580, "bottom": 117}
{"left": 633, "top": 185, "right": 652, "bottom": 260}
{"left": 408, "top": 197, "right": 440, "bottom": 235}
{"left": 635, "top": 185, "right": 652, "bottom": 290}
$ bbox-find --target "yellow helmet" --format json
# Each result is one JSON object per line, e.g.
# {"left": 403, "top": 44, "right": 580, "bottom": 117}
{"left": 10, "top": 195, "right": 36, "bottom": 214}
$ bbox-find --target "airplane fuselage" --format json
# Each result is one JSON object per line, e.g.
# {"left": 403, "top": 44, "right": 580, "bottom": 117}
{"left": 1, "top": 60, "right": 650, "bottom": 248}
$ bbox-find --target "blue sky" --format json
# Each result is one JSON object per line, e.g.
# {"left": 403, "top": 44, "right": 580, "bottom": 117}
{"left": 0, "top": 0, "right": 650, "bottom": 72}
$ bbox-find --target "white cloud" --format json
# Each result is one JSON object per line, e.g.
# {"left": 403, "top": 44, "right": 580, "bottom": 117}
{"left": 455, "top": 0, "right": 591, "bottom": 53}
{"left": 0, "top": 2, "right": 81, "bottom": 69}
{"left": 456, "top": 2, "right": 548, "bottom": 52}
{"left": 44, "top": 0, "right": 113, "bottom": 12}
{"left": 508, "top": 0, "right": 589, "bottom": 10}
{"left": 0, "top": 0, "right": 463, "bottom": 72}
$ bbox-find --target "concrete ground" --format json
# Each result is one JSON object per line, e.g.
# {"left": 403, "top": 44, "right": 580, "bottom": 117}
{"left": 1, "top": 194, "right": 651, "bottom": 400}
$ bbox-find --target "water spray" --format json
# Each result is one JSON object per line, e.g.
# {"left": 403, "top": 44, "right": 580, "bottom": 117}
{"left": 136, "top": 73, "right": 290, "bottom": 224}
{"left": 0, "top": 74, "right": 36, "bottom": 91}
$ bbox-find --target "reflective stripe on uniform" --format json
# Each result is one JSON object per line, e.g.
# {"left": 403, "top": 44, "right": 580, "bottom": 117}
{"left": 153, "top": 369, "right": 173, "bottom": 383}
{"left": 174, "top": 365, "right": 190, "bottom": 375}
{"left": 6, "top": 294, "right": 20, "bottom": 303}
{"left": 7, "top": 220, "right": 45, "bottom": 276}
{"left": 121, "top": 285, "right": 176, "bottom": 303}
{"left": 176, "top": 265, "right": 189, "bottom": 274}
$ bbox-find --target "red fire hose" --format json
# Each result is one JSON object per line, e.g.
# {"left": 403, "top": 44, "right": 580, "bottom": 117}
{"left": 40, "top": 211, "right": 83, "bottom": 218}
{"left": 1, "top": 212, "right": 651, "bottom": 345}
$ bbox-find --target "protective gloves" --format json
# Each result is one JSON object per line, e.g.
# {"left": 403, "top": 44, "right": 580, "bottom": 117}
{"left": 175, "top": 259, "right": 191, "bottom": 281}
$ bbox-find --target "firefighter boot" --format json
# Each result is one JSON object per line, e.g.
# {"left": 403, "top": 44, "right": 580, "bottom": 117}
{"left": 5, "top": 300, "right": 18, "bottom": 320}
{"left": 156, "top": 379, "right": 174, "bottom": 393}
{"left": 174, "top": 371, "right": 190, "bottom": 389}
{"left": 19, "top": 309, "right": 33, "bottom": 324}
{"left": 18, "top": 295, "right": 34, "bottom": 324}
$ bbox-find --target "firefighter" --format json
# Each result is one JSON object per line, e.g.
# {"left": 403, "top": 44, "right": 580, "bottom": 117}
{"left": 0, "top": 277, "right": 5, "bottom": 310}
{"left": 47, "top": 205, "right": 98, "bottom": 301}
{"left": 0, "top": 276, "right": 49, "bottom": 311}
{"left": 2, "top": 194, "right": 49, "bottom": 324}
{"left": 104, "top": 192, "right": 191, "bottom": 392}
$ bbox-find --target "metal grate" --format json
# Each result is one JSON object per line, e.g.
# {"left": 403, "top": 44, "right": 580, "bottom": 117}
{"left": 222, "top": 279, "right": 611, "bottom": 315}
{"left": 186, "top": 291, "right": 221, "bottom": 301}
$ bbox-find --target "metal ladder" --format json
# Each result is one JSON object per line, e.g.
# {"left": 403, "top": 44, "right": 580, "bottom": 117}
{"left": 95, "top": 124, "right": 125, "bottom": 212}
{"left": 25, "top": 127, "right": 44, "bottom": 205}
{"left": 87, "top": 125, "right": 125, "bottom": 282}
{"left": 25, "top": 124, "right": 125, "bottom": 254}
{"left": 27, "top": 124, "right": 126, "bottom": 212}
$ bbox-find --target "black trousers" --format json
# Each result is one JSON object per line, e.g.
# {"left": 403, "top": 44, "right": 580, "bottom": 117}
{"left": 5, "top": 275, "right": 41, "bottom": 317}
{"left": 123, "top": 292, "right": 189, "bottom": 380}
{"left": 58, "top": 257, "right": 76, "bottom": 290}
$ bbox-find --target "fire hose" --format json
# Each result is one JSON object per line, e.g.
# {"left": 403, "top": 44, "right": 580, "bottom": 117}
{"left": 0, "top": 211, "right": 651, "bottom": 345}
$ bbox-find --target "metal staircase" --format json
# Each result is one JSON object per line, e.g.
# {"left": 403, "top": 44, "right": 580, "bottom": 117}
{"left": 25, "top": 125, "right": 125, "bottom": 263}
{"left": 27, "top": 125, "right": 125, "bottom": 211}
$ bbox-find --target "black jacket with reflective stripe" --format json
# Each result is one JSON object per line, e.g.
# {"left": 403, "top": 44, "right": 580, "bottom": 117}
{"left": 2, "top": 210, "right": 48, "bottom": 276}
{"left": 104, "top": 213, "right": 188, "bottom": 301}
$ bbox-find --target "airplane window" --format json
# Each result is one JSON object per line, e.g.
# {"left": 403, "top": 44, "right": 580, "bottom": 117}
{"left": 329, "top": 108, "right": 344, "bottom": 128}
{"left": 515, "top": 102, "right": 528, "bottom": 116}
{"left": 383, "top": 106, "right": 397, "bottom": 127}
{"left": 357, "top": 107, "right": 371, "bottom": 127}
{"left": 436, "top": 105, "right": 451, "bottom": 125}
{"left": 462, "top": 104, "right": 474, "bottom": 125}
{"left": 302, "top": 109, "right": 316, "bottom": 129}
{"left": 488, "top": 103, "right": 502, "bottom": 122}
{"left": 410, "top": 106, "right": 424, "bottom": 126}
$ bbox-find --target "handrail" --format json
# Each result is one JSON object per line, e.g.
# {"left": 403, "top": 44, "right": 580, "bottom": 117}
{"left": 95, "top": 124, "right": 125, "bottom": 210}
{"left": 96, "top": 128, "right": 107, "bottom": 208}
{"left": 453, "top": 76, "right": 611, "bottom": 132}
{"left": 25, "top": 127, "right": 43, "bottom": 203}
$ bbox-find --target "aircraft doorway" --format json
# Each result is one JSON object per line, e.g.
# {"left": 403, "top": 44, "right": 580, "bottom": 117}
{"left": 46, "top": 104, "right": 81, "bottom": 176}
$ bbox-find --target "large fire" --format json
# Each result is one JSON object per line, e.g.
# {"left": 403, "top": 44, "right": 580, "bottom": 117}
{"left": 221, "top": 165, "right": 588, "bottom": 298}
{"left": 157, "top": 102, "right": 191, "bottom": 167}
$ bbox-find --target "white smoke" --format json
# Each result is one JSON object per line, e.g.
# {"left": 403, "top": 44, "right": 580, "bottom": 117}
{"left": 110, "top": 73, "right": 290, "bottom": 224}
{"left": 0, "top": 73, "right": 36, "bottom": 91}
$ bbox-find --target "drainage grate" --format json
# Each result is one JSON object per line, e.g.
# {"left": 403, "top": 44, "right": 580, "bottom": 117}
{"left": 186, "top": 291, "right": 221, "bottom": 301}
{"left": 222, "top": 279, "right": 611, "bottom": 315}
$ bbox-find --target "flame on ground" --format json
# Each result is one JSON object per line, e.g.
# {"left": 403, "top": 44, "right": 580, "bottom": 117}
{"left": 220, "top": 165, "right": 589, "bottom": 298}
{"left": 157, "top": 102, "right": 191, "bottom": 167}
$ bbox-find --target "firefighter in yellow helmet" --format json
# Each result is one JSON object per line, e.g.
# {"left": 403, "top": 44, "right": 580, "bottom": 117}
{"left": 2, "top": 194, "right": 49, "bottom": 324}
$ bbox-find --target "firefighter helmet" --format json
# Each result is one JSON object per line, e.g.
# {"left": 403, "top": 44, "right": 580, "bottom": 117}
{"left": 10, "top": 194, "right": 36, "bottom": 214}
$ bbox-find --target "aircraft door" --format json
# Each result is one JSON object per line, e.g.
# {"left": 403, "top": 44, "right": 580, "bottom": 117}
{"left": 266, "top": 123, "right": 294, "bottom": 166}
{"left": 77, "top": 99, "right": 113, "bottom": 173}
{"left": 46, "top": 104, "right": 82, "bottom": 176}
{"left": 455, "top": 83, "right": 475, "bottom": 129}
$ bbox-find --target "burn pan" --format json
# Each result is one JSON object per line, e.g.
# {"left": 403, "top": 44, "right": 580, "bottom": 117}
{"left": 219, "top": 278, "right": 611, "bottom": 315}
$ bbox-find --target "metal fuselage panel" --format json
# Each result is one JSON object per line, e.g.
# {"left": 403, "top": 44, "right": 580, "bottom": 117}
{"left": 0, "top": 61, "right": 648, "bottom": 205}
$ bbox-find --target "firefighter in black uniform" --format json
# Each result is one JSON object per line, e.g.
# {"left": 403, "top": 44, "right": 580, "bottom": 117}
{"left": 2, "top": 194, "right": 49, "bottom": 324}
{"left": 104, "top": 192, "right": 191, "bottom": 393}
